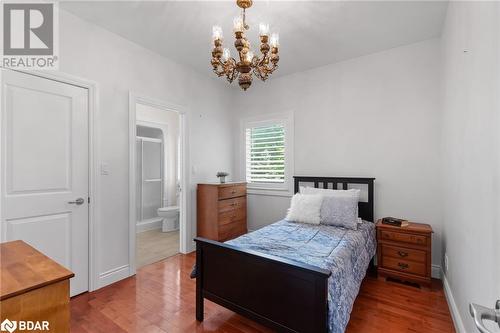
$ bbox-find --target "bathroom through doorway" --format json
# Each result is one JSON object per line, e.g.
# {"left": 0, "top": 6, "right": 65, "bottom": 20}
{"left": 129, "top": 95, "right": 187, "bottom": 271}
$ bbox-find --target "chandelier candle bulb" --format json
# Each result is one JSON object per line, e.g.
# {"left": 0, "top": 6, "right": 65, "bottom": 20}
{"left": 233, "top": 16, "right": 244, "bottom": 33}
{"left": 270, "top": 33, "right": 279, "bottom": 47}
{"left": 259, "top": 23, "right": 269, "bottom": 36}
{"left": 222, "top": 48, "right": 231, "bottom": 62}
{"left": 212, "top": 26, "right": 223, "bottom": 41}
{"left": 246, "top": 51, "right": 254, "bottom": 63}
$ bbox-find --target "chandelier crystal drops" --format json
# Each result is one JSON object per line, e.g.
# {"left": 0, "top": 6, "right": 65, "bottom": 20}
{"left": 211, "top": 0, "right": 279, "bottom": 91}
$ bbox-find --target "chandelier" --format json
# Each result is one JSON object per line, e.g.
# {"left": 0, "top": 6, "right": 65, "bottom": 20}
{"left": 211, "top": 0, "right": 280, "bottom": 91}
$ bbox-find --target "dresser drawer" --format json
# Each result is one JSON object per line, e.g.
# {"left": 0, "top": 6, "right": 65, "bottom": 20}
{"left": 218, "top": 185, "right": 246, "bottom": 200}
{"left": 219, "top": 220, "right": 246, "bottom": 241}
{"left": 381, "top": 256, "right": 426, "bottom": 276}
{"left": 381, "top": 244, "right": 426, "bottom": 263}
{"left": 380, "top": 230, "right": 427, "bottom": 246}
{"left": 218, "top": 207, "right": 246, "bottom": 226}
{"left": 218, "top": 196, "right": 246, "bottom": 213}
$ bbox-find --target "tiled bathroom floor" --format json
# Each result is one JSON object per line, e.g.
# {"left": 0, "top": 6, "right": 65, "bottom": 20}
{"left": 136, "top": 229, "right": 179, "bottom": 268}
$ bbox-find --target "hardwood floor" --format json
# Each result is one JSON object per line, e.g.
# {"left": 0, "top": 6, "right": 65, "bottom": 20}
{"left": 347, "top": 277, "right": 455, "bottom": 333}
{"left": 71, "top": 253, "right": 455, "bottom": 333}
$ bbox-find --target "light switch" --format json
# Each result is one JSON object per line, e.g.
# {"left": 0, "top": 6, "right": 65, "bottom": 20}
{"left": 101, "top": 163, "right": 109, "bottom": 175}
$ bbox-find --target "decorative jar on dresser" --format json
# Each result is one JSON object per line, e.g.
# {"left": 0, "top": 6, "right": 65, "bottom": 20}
{"left": 197, "top": 182, "right": 247, "bottom": 241}
{"left": 376, "top": 220, "right": 433, "bottom": 288}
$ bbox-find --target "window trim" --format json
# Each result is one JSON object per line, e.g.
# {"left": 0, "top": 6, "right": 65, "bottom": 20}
{"left": 240, "top": 111, "right": 294, "bottom": 196}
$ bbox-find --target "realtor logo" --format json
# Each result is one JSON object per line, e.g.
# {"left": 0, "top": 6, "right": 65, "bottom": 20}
{"left": 3, "top": 3, "right": 53, "bottom": 55}
{"left": 1, "top": 2, "right": 59, "bottom": 69}
{"left": 0, "top": 319, "right": 17, "bottom": 333}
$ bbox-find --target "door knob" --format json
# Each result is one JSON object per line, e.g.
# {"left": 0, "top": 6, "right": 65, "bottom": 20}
{"left": 470, "top": 300, "right": 500, "bottom": 333}
{"left": 68, "top": 198, "right": 85, "bottom": 205}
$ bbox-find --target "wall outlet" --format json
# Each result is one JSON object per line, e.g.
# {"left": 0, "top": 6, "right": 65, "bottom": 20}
{"left": 444, "top": 253, "right": 449, "bottom": 272}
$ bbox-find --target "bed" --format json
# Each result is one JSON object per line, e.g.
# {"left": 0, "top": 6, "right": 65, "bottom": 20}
{"left": 194, "top": 176, "right": 376, "bottom": 333}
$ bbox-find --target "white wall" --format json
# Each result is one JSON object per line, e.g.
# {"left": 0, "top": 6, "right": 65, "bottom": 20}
{"left": 59, "top": 10, "right": 235, "bottom": 288}
{"left": 137, "top": 104, "right": 180, "bottom": 208}
{"left": 58, "top": 8, "right": 500, "bottom": 322}
{"left": 232, "top": 39, "right": 444, "bottom": 269}
{"left": 441, "top": 2, "right": 500, "bottom": 332}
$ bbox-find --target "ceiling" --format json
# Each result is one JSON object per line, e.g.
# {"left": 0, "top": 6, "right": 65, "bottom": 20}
{"left": 61, "top": 1, "right": 448, "bottom": 78}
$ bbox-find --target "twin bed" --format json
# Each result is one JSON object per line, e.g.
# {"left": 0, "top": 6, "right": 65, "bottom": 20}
{"left": 194, "top": 176, "right": 376, "bottom": 333}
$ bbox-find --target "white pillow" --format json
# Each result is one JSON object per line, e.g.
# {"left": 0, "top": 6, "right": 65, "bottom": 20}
{"left": 286, "top": 193, "right": 323, "bottom": 225}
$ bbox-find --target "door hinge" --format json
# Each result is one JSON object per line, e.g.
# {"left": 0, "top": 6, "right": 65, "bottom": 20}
{"left": 88, "top": 197, "right": 91, "bottom": 204}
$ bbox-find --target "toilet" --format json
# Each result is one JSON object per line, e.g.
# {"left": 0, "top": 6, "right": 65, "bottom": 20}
{"left": 157, "top": 206, "right": 179, "bottom": 232}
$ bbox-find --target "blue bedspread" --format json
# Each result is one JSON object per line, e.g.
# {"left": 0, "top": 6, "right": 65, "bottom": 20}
{"left": 226, "top": 219, "right": 376, "bottom": 333}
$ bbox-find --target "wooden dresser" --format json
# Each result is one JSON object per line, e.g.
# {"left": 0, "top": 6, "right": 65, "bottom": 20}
{"left": 376, "top": 220, "right": 433, "bottom": 288}
{"left": 0, "top": 240, "right": 74, "bottom": 332}
{"left": 197, "top": 182, "right": 247, "bottom": 241}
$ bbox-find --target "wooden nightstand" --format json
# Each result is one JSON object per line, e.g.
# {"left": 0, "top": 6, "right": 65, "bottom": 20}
{"left": 376, "top": 220, "right": 433, "bottom": 288}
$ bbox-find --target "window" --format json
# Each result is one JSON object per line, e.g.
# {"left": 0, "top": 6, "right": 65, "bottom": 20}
{"left": 241, "top": 112, "right": 293, "bottom": 195}
{"left": 246, "top": 124, "right": 285, "bottom": 183}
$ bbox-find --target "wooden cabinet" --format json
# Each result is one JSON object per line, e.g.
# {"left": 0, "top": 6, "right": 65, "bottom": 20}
{"left": 376, "top": 220, "right": 433, "bottom": 288}
{"left": 0, "top": 240, "right": 74, "bottom": 332}
{"left": 197, "top": 182, "right": 247, "bottom": 241}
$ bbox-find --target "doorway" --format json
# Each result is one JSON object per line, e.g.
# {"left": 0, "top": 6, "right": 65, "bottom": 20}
{"left": 129, "top": 94, "right": 188, "bottom": 273}
{"left": 0, "top": 69, "right": 93, "bottom": 296}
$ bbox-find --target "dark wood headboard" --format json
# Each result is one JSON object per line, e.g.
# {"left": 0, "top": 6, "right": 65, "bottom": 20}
{"left": 293, "top": 176, "right": 375, "bottom": 222}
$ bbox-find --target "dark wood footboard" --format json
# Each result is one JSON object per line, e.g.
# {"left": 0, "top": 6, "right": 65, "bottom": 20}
{"left": 195, "top": 237, "right": 332, "bottom": 333}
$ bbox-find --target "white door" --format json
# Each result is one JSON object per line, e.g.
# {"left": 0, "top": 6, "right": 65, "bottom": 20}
{"left": 1, "top": 70, "right": 89, "bottom": 296}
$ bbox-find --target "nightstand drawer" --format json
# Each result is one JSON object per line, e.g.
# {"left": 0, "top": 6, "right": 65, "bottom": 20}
{"left": 380, "top": 230, "right": 427, "bottom": 246}
{"left": 381, "top": 256, "right": 426, "bottom": 276}
{"left": 381, "top": 244, "right": 426, "bottom": 263}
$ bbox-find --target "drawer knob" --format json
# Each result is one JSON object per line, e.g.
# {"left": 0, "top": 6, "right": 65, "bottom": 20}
{"left": 398, "top": 262, "right": 409, "bottom": 270}
{"left": 231, "top": 190, "right": 236, "bottom": 194}
{"left": 397, "top": 251, "right": 408, "bottom": 257}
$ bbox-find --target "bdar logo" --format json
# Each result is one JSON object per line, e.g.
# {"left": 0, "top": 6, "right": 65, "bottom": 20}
{"left": 0, "top": 319, "right": 17, "bottom": 333}
{"left": 0, "top": 319, "right": 49, "bottom": 332}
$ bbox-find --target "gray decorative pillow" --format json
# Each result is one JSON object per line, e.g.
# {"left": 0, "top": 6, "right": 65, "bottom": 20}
{"left": 320, "top": 195, "right": 359, "bottom": 230}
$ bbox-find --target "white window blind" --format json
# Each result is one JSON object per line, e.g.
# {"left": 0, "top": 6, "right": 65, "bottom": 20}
{"left": 245, "top": 124, "right": 285, "bottom": 183}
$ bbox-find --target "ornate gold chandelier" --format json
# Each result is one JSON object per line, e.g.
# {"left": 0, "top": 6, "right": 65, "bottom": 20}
{"left": 211, "top": 0, "right": 280, "bottom": 91}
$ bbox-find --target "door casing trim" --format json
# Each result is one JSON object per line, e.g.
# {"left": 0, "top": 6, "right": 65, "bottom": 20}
{"left": 128, "top": 92, "right": 190, "bottom": 276}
